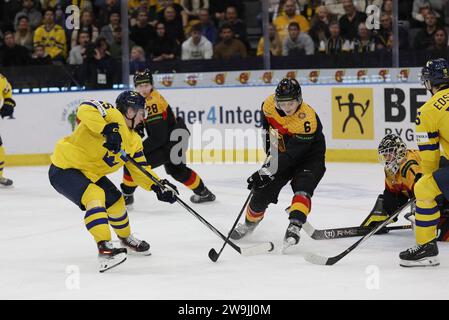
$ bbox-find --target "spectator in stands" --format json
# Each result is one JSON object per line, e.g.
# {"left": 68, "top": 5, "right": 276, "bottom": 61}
{"left": 181, "top": 0, "right": 209, "bottom": 21}
{"left": 157, "top": 0, "right": 188, "bottom": 27}
{"left": 256, "top": 23, "right": 282, "bottom": 57}
{"left": 220, "top": 5, "right": 249, "bottom": 49}
{"left": 428, "top": 27, "right": 449, "bottom": 59}
{"left": 282, "top": 22, "right": 314, "bottom": 56}
{"left": 30, "top": 44, "right": 52, "bottom": 65}
{"left": 412, "top": 0, "right": 445, "bottom": 25}
{"left": 339, "top": 0, "right": 367, "bottom": 41}
{"left": 130, "top": 9, "right": 156, "bottom": 49}
{"left": 209, "top": 0, "right": 244, "bottom": 25}
{"left": 14, "top": 0, "right": 42, "bottom": 31}
{"left": 376, "top": 13, "right": 409, "bottom": 50}
{"left": 413, "top": 10, "right": 439, "bottom": 50}
{"left": 273, "top": 0, "right": 310, "bottom": 41}
{"left": 109, "top": 26, "right": 134, "bottom": 60}
{"left": 14, "top": 16, "right": 34, "bottom": 51}
{"left": 82, "top": 37, "right": 116, "bottom": 89}
{"left": 352, "top": 22, "right": 376, "bottom": 53}
{"left": 1, "top": 30, "right": 30, "bottom": 66}
{"left": 198, "top": 8, "right": 217, "bottom": 44}
{"left": 382, "top": 0, "right": 393, "bottom": 17}
{"left": 213, "top": 23, "right": 247, "bottom": 60}
{"left": 97, "top": 0, "right": 120, "bottom": 28}
{"left": 33, "top": 8, "right": 67, "bottom": 61}
{"left": 68, "top": 30, "right": 90, "bottom": 65}
{"left": 323, "top": 0, "right": 345, "bottom": 18}
{"left": 309, "top": 5, "right": 333, "bottom": 52}
{"left": 70, "top": 10, "right": 99, "bottom": 49}
{"left": 147, "top": 22, "right": 179, "bottom": 62}
{"left": 181, "top": 23, "right": 213, "bottom": 60}
{"left": 319, "top": 20, "right": 351, "bottom": 55}
{"left": 0, "top": 0, "right": 22, "bottom": 30}
{"left": 130, "top": 45, "right": 147, "bottom": 73}
{"left": 100, "top": 10, "right": 120, "bottom": 45}
{"left": 159, "top": 5, "right": 185, "bottom": 44}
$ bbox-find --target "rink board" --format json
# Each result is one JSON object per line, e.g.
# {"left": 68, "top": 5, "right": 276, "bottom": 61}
{"left": 1, "top": 83, "right": 427, "bottom": 166}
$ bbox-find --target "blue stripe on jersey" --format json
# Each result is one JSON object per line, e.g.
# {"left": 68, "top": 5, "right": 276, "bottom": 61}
{"left": 82, "top": 101, "right": 98, "bottom": 109}
{"left": 85, "top": 218, "right": 109, "bottom": 230}
{"left": 0, "top": 161, "right": 4, "bottom": 166}
{"left": 418, "top": 143, "right": 439, "bottom": 151}
{"left": 111, "top": 221, "right": 129, "bottom": 229}
{"left": 85, "top": 207, "right": 107, "bottom": 219}
{"left": 428, "top": 131, "right": 439, "bottom": 139}
{"left": 415, "top": 219, "right": 440, "bottom": 228}
{"left": 416, "top": 206, "right": 439, "bottom": 215}
{"left": 136, "top": 161, "right": 147, "bottom": 166}
{"left": 108, "top": 213, "right": 128, "bottom": 222}
{"left": 133, "top": 151, "right": 144, "bottom": 158}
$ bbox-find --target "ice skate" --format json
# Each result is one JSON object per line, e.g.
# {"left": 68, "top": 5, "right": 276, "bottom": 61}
{"left": 0, "top": 177, "right": 13, "bottom": 188}
{"left": 190, "top": 187, "right": 216, "bottom": 204}
{"left": 118, "top": 234, "right": 151, "bottom": 256}
{"left": 282, "top": 220, "right": 302, "bottom": 253}
{"left": 230, "top": 220, "right": 260, "bottom": 240}
{"left": 98, "top": 241, "right": 127, "bottom": 273}
{"left": 399, "top": 239, "right": 439, "bottom": 267}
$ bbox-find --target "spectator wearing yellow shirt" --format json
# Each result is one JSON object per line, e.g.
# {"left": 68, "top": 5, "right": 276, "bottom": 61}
{"left": 256, "top": 23, "right": 282, "bottom": 56}
{"left": 273, "top": 0, "right": 310, "bottom": 41}
{"left": 33, "top": 8, "right": 67, "bottom": 61}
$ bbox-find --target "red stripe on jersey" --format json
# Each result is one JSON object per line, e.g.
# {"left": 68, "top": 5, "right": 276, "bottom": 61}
{"left": 247, "top": 206, "right": 264, "bottom": 218}
{"left": 265, "top": 116, "right": 292, "bottom": 136}
{"left": 162, "top": 110, "right": 167, "bottom": 120}
{"left": 124, "top": 173, "right": 134, "bottom": 182}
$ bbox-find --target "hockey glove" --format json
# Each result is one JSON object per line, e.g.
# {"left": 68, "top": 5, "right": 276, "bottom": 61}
{"left": 0, "top": 98, "right": 15, "bottom": 118}
{"left": 152, "top": 179, "right": 179, "bottom": 204}
{"left": 247, "top": 166, "right": 275, "bottom": 190}
{"left": 102, "top": 123, "right": 122, "bottom": 153}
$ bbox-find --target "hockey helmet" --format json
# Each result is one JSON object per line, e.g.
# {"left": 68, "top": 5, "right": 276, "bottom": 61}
{"left": 133, "top": 68, "right": 153, "bottom": 87}
{"left": 116, "top": 90, "right": 146, "bottom": 119}
{"left": 421, "top": 58, "right": 449, "bottom": 91}
{"left": 275, "top": 78, "right": 302, "bottom": 104}
{"left": 378, "top": 134, "right": 407, "bottom": 175}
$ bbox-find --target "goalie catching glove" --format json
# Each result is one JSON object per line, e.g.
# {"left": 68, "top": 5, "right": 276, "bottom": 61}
{"left": 152, "top": 179, "right": 179, "bottom": 203}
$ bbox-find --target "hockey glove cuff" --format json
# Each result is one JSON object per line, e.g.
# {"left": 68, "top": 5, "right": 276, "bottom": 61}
{"left": 0, "top": 98, "right": 15, "bottom": 118}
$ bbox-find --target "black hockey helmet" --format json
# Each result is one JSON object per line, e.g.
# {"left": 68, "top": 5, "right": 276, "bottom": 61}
{"left": 378, "top": 134, "right": 407, "bottom": 175}
{"left": 275, "top": 78, "right": 303, "bottom": 104}
{"left": 133, "top": 68, "right": 153, "bottom": 87}
{"left": 421, "top": 58, "right": 449, "bottom": 91}
{"left": 116, "top": 90, "right": 146, "bottom": 115}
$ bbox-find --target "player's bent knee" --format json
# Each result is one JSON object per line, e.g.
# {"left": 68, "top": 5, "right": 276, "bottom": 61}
{"left": 81, "top": 184, "right": 106, "bottom": 209}
{"left": 107, "top": 196, "right": 126, "bottom": 216}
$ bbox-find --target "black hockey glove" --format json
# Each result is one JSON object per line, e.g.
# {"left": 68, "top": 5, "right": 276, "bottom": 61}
{"left": 102, "top": 123, "right": 122, "bottom": 153}
{"left": 152, "top": 179, "right": 179, "bottom": 204}
{"left": 247, "top": 166, "right": 274, "bottom": 190}
{"left": 1, "top": 98, "right": 15, "bottom": 118}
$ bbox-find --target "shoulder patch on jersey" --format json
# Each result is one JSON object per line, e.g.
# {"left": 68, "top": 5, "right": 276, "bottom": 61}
{"left": 401, "top": 160, "right": 418, "bottom": 178}
{"left": 88, "top": 100, "right": 107, "bottom": 117}
{"left": 415, "top": 132, "right": 429, "bottom": 143}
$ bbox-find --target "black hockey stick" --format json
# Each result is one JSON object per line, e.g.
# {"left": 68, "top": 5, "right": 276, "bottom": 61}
{"left": 120, "top": 150, "right": 273, "bottom": 257}
{"left": 208, "top": 190, "right": 271, "bottom": 262}
{"left": 303, "top": 198, "right": 414, "bottom": 265}
{"left": 302, "top": 222, "right": 412, "bottom": 240}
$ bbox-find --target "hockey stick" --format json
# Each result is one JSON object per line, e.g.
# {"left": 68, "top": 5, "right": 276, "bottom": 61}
{"left": 208, "top": 190, "right": 268, "bottom": 262}
{"left": 302, "top": 222, "right": 412, "bottom": 240}
{"left": 120, "top": 150, "right": 273, "bottom": 257}
{"left": 303, "top": 198, "right": 414, "bottom": 265}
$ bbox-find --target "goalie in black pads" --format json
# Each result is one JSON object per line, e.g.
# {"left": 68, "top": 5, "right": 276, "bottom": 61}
{"left": 230, "top": 78, "right": 326, "bottom": 249}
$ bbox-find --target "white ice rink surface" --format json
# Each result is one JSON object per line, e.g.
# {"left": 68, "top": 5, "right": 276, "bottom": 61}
{"left": 1, "top": 162, "right": 448, "bottom": 300}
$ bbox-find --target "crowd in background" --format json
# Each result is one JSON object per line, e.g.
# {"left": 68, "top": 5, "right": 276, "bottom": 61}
{"left": 0, "top": 0, "right": 448, "bottom": 72}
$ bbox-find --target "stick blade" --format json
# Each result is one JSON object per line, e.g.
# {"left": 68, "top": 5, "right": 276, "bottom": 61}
{"left": 303, "top": 252, "right": 332, "bottom": 266}
{"left": 240, "top": 242, "right": 274, "bottom": 256}
{"left": 208, "top": 249, "right": 219, "bottom": 262}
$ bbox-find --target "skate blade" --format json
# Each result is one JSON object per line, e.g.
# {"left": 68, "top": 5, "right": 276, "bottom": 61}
{"left": 0, "top": 184, "right": 14, "bottom": 189}
{"left": 99, "top": 253, "right": 127, "bottom": 273}
{"left": 281, "top": 238, "right": 298, "bottom": 254}
{"left": 127, "top": 249, "right": 152, "bottom": 256}
{"left": 400, "top": 256, "right": 440, "bottom": 268}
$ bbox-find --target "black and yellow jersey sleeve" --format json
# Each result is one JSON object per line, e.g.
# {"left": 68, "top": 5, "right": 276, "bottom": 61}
{"left": 0, "top": 74, "right": 13, "bottom": 100}
{"left": 385, "top": 149, "right": 422, "bottom": 196}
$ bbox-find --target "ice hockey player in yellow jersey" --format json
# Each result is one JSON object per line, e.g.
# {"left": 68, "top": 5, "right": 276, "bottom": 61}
{"left": 0, "top": 74, "right": 16, "bottom": 188}
{"left": 399, "top": 58, "right": 449, "bottom": 267}
{"left": 230, "top": 78, "right": 326, "bottom": 251}
{"left": 361, "top": 134, "right": 422, "bottom": 230}
{"left": 49, "top": 91, "right": 179, "bottom": 272}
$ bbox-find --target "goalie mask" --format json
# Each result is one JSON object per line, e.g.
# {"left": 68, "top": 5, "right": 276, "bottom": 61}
{"left": 378, "top": 134, "right": 407, "bottom": 175}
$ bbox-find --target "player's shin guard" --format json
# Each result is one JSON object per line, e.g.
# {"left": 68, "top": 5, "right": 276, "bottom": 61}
{"left": 107, "top": 197, "right": 131, "bottom": 239}
{"left": 84, "top": 203, "right": 111, "bottom": 243}
{"left": 122, "top": 167, "right": 137, "bottom": 207}
{"left": 0, "top": 145, "right": 12, "bottom": 187}
{"left": 230, "top": 205, "right": 265, "bottom": 240}
{"left": 284, "top": 192, "right": 311, "bottom": 246}
{"left": 184, "top": 170, "right": 216, "bottom": 203}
